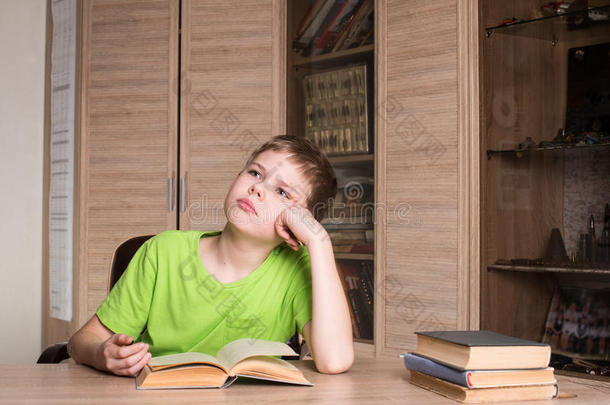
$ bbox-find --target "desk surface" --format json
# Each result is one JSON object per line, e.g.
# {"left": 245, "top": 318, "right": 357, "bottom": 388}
{"left": 1, "top": 358, "right": 609, "bottom": 404}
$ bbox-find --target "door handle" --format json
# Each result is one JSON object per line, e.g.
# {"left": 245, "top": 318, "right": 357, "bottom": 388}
{"left": 180, "top": 177, "right": 186, "bottom": 213}
{"left": 168, "top": 177, "right": 174, "bottom": 212}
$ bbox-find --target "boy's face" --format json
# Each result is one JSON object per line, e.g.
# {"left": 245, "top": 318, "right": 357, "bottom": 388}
{"left": 224, "top": 150, "right": 312, "bottom": 244}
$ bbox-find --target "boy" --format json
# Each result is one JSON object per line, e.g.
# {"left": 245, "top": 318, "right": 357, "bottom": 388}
{"left": 67, "top": 135, "right": 354, "bottom": 376}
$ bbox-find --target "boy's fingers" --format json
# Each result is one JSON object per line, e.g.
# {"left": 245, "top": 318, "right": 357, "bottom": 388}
{"left": 117, "top": 352, "right": 151, "bottom": 377}
{"left": 111, "top": 334, "right": 133, "bottom": 346}
{"left": 115, "top": 342, "right": 148, "bottom": 359}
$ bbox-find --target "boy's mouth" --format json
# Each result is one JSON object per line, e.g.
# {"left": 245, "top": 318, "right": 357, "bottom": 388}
{"left": 237, "top": 198, "right": 257, "bottom": 215}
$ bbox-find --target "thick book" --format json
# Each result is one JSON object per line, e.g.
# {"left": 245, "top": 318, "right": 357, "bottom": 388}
{"left": 409, "top": 371, "right": 558, "bottom": 403}
{"left": 402, "top": 353, "right": 556, "bottom": 388}
{"left": 414, "top": 331, "right": 551, "bottom": 370}
{"left": 135, "top": 339, "right": 313, "bottom": 389}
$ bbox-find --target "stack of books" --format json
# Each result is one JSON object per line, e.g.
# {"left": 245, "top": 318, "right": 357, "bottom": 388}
{"left": 402, "top": 331, "right": 559, "bottom": 403}
{"left": 293, "top": 0, "right": 374, "bottom": 57}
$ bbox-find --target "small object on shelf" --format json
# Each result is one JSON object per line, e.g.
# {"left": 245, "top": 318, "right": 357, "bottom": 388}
{"left": 598, "top": 204, "right": 610, "bottom": 265}
{"left": 540, "top": 2, "right": 571, "bottom": 17}
{"left": 552, "top": 128, "right": 567, "bottom": 143}
{"left": 517, "top": 136, "right": 536, "bottom": 150}
{"left": 499, "top": 17, "right": 521, "bottom": 26}
{"left": 577, "top": 233, "right": 590, "bottom": 264}
{"left": 544, "top": 228, "right": 570, "bottom": 265}
{"left": 585, "top": 133, "right": 600, "bottom": 144}
{"left": 588, "top": 7, "right": 609, "bottom": 21}
{"left": 588, "top": 214, "right": 597, "bottom": 264}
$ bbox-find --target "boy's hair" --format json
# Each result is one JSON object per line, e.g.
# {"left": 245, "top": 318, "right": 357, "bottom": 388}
{"left": 245, "top": 135, "right": 337, "bottom": 221}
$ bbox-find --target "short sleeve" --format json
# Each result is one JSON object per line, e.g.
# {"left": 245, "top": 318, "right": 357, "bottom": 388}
{"left": 95, "top": 239, "right": 157, "bottom": 340}
{"left": 291, "top": 253, "right": 313, "bottom": 336}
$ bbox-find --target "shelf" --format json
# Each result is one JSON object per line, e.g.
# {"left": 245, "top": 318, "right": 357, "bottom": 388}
{"left": 485, "top": 5, "right": 610, "bottom": 42}
{"left": 335, "top": 253, "right": 374, "bottom": 261}
{"left": 328, "top": 153, "right": 374, "bottom": 166}
{"left": 323, "top": 222, "right": 374, "bottom": 231}
{"left": 488, "top": 264, "right": 610, "bottom": 275}
{"left": 293, "top": 45, "right": 374, "bottom": 68}
{"left": 486, "top": 141, "right": 610, "bottom": 159}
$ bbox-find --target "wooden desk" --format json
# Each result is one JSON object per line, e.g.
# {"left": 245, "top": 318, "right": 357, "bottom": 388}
{"left": 1, "top": 358, "right": 609, "bottom": 404}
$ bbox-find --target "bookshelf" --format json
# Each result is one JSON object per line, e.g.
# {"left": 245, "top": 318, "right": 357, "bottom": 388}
{"left": 480, "top": 0, "right": 610, "bottom": 374}
{"left": 287, "top": 0, "right": 375, "bottom": 348}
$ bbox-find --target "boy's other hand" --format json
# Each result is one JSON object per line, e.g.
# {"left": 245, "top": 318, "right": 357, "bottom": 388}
{"left": 275, "top": 206, "right": 329, "bottom": 249}
{"left": 97, "top": 334, "right": 151, "bottom": 377}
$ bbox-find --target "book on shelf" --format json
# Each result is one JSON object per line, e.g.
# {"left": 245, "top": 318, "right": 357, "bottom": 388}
{"left": 408, "top": 370, "right": 558, "bottom": 403}
{"left": 414, "top": 330, "right": 551, "bottom": 370}
{"left": 337, "top": 260, "right": 373, "bottom": 339}
{"left": 333, "top": 0, "right": 373, "bottom": 52}
{"left": 331, "top": 0, "right": 371, "bottom": 52}
{"left": 402, "top": 353, "right": 556, "bottom": 389}
{"left": 328, "top": 228, "right": 373, "bottom": 253}
{"left": 135, "top": 338, "right": 312, "bottom": 389}
{"left": 303, "top": 64, "right": 370, "bottom": 155}
{"left": 293, "top": 0, "right": 335, "bottom": 50}
{"left": 300, "top": 0, "right": 347, "bottom": 57}
{"left": 308, "top": 0, "right": 362, "bottom": 57}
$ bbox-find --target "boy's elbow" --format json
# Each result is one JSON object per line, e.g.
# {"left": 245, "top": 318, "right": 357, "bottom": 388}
{"left": 315, "top": 353, "right": 354, "bottom": 374}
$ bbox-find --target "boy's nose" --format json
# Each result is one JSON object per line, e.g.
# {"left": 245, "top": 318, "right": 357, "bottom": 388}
{"left": 248, "top": 182, "right": 264, "bottom": 199}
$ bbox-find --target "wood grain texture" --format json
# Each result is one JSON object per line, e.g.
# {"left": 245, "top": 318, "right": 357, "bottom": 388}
{"left": 0, "top": 361, "right": 605, "bottom": 404}
{"left": 374, "top": 0, "right": 388, "bottom": 357}
{"left": 384, "top": 0, "right": 460, "bottom": 352}
{"left": 180, "top": 0, "right": 277, "bottom": 231}
{"left": 79, "top": 0, "right": 178, "bottom": 329}
{"left": 457, "top": 0, "right": 480, "bottom": 331}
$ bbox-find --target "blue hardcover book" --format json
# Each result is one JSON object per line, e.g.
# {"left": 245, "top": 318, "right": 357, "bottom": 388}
{"left": 401, "top": 353, "right": 555, "bottom": 389}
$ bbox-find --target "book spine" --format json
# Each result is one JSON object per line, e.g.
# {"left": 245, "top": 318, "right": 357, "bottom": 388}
{"left": 302, "top": 0, "right": 347, "bottom": 57}
{"left": 294, "top": 0, "right": 336, "bottom": 49}
{"left": 312, "top": 0, "right": 361, "bottom": 56}
{"left": 403, "top": 353, "right": 470, "bottom": 388}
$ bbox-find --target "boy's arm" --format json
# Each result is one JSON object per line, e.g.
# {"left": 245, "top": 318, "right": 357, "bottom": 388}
{"left": 301, "top": 237, "right": 354, "bottom": 374}
{"left": 67, "top": 314, "right": 150, "bottom": 376}
{"left": 276, "top": 208, "right": 354, "bottom": 374}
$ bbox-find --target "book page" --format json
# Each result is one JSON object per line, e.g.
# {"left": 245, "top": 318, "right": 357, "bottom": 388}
{"left": 149, "top": 352, "right": 225, "bottom": 372}
{"left": 216, "top": 338, "right": 297, "bottom": 371}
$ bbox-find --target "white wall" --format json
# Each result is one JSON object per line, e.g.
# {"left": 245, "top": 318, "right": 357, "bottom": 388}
{"left": 0, "top": 0, "right": 46, "bottom": 363}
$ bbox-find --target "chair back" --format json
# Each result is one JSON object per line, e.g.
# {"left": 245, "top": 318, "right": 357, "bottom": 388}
{"left": 108, "top": 235, "right": 155, "bottom": 292}
{"left": 37, "top": 234, "right": 155, "bottom": 364}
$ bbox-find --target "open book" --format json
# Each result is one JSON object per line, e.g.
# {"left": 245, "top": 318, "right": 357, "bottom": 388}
{"left": 136, "top": 338, "right": 313, "bottom": 389}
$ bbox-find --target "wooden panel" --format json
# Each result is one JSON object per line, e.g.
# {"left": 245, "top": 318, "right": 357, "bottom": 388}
{"left": 79, "top": 0, "right": 178, "bottom": 328}
{"left": 180, "top": 0, "right": 279, "bottom": 230}
{"left": 384, "top": 0, "right": 460, "bottom": 352}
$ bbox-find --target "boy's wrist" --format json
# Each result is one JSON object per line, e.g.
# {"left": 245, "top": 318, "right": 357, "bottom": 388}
{"left": 305, "top": 231, "right": 332, "bottom": 251}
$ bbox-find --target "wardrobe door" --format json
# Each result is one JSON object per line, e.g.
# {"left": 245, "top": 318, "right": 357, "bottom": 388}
{"left": 78, "top": 0, "right": 179, "bottom": 326}
{"left": 179, "top": 0, "right": 281, "bottom": 230}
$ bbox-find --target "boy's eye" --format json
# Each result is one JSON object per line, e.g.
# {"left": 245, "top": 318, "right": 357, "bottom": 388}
{"left": 277, "top": 188, "right": 290, "bottom": 199}
{"left": 248, "top": 169, "right": 261, "bottom": 178}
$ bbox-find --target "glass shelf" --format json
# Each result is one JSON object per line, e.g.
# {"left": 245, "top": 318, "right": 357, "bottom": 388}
{"left": 488, "top": 264, "right": 610, "bottom": 275}
{"left": 486, "top": 141, "right": 610, "bottom": 159}
{"left": 485, "top": 5, "right": 610, "bottom": 42}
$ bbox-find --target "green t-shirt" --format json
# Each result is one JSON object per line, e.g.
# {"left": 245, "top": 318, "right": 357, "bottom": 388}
{"left": 96, "top": 230, "right": 313, "bottom": 357}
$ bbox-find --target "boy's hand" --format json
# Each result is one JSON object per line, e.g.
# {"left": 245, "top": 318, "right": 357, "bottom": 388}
{"left": 275, "top": 206, "right": 329, "bottom": 250}
{"left": 96, "top": 334, "right": 151, "bottom": 377}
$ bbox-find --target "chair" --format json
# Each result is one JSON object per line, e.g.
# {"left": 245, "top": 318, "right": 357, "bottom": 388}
{"left": 37, "top": 234, "right": 304, "bottom": 363}
{"left": 37, "top": 235, "right": 154, "bottom": 363}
